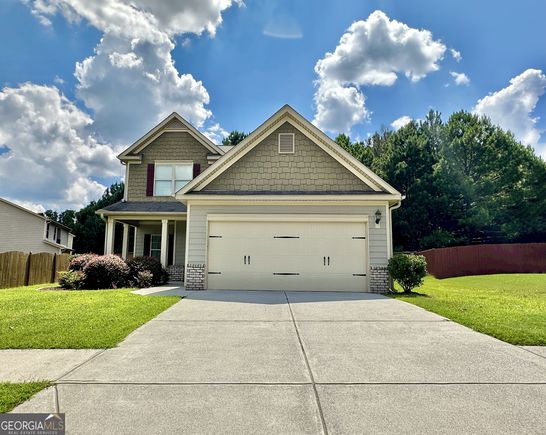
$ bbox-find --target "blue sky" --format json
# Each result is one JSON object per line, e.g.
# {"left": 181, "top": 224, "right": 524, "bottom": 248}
{"left": 0, "top": 0, "right": 545, "bottom": 210}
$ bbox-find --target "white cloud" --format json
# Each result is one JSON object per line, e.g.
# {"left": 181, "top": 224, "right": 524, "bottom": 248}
{"left": 263, "top": 14, "right": 303, "bottom": 39}
{"left": 473, "top": 69, "right": 546, "bottom": 156}
{"left": 450, "top": 71, "right": 470, "bottom": 86}
{"left": 450, "top": 48, "right": 462, "bottom": 62}
{"left": 25, "top": 0, "right": 238, "bottom": 144}
{"left": 202, "top": 123, "right": 228, "bottom": 143}
{"left": 6, "top": 198, "right": 46, "bottom": 213}
{"left": 0, "top": 83, "right": 120, "bottom": 210}
{"left": 313, "top": 10, "right": 446, "bottom": 133}
{"left": 391, "top": 115, "right": 412, "bottom": 130}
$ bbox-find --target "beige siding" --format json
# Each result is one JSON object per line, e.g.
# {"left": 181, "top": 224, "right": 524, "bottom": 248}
{"left": 202, "top": 122, "right": 373, "bottom": 193}
{"left": 127, "top": 132, "right": 211, "bottom": 201}
{"left": 187, "top": 204, "right": 388, "bottom": 267}
{"left": 0, "top": 202, "right": 59, "bottom": 253}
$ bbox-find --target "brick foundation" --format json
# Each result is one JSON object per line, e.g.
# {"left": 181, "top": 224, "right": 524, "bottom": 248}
{"left": 185, "top": 264, "right": 205, "bottom": 290}
{"left": 167, "top": 264, "right": 184, "bottom": 282}
{"left": 369, "top": 266, "right": 389, "bottom": 293}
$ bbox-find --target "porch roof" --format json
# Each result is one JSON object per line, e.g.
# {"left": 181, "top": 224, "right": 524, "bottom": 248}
{"left": 99, "top": 201, "right": 187, "bottom": 214}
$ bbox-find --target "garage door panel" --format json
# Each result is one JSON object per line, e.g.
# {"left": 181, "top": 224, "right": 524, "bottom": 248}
{"left": 207, "top": 219, "right": 368, "bottom": 292}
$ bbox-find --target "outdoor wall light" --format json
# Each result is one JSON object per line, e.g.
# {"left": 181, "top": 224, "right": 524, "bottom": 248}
{"left": 375, "top": 209, "right": 382, "bottom": 224}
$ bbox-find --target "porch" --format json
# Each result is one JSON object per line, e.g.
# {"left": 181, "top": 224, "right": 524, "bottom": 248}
{"left": 99, "top": 201, "right": 187, "bottom": 280}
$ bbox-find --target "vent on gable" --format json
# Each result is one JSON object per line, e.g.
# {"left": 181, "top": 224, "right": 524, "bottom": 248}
{"left": 278, "top": 133, "right": 295, "bottom": 154}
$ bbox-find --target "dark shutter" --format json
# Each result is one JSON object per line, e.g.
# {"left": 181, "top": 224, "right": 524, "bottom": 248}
{"left": 143, "top": 234, "right": 151, "bottom": 256}
{"left": 193, "top": 163, "right": 201, "bottom": 179}
{"left": 168, "top": 234, "right": 174, "bottom": 266}
{"left": 146, "top": 164, "right": 155, "bottom": 196}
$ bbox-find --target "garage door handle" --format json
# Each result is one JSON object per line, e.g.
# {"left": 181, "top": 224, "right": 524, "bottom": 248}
{"left": 323, "top": 256, "right": 326, "bottom": 266}
{"left": 248, "top": 255, "right": 251, "bottom": 265}
{"left": 327, "top": 256, "right": 330, "bottom": 266}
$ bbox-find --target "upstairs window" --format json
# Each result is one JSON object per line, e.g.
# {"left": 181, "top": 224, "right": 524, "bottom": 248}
{"left": 154, "top": 163, "right": 193, "bottom": 196}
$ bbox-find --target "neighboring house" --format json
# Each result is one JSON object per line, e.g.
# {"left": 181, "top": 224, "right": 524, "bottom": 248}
{"left": 97, "top": 105, "right": 402, "bottom": 292}
{"left": 0, "top": 197, "right": 75, "bottom": 254}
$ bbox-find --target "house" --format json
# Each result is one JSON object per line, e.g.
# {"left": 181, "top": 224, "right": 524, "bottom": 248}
{"left": 0, "top": 197, "right": 75, "bottom": 254}
{"left": 97, "top": 105, "right": 402, "bottom": 292}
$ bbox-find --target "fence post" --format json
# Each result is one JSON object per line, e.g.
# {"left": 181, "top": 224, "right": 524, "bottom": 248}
{"left": 24, "top": 252, "right": 31, "bottom": 286}
{"left": 51, "top": 253, "right": 57, "bottom": 283}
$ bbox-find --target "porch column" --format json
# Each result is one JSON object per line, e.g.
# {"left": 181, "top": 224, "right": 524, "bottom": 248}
{"left": 121, "top": 224, "right": 129, "bottom": 259}
{"left": 133, "top": 226, "right": 138, "bottom": 257}
{"left": 105, "top": 217, "right": 115, "bottom": 255}
{"left": 160, "top": 219, "right": 169, "bottom": 268}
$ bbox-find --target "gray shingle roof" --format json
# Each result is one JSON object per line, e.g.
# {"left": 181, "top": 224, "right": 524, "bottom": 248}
{"left": 100, "top": 201, "right": 187, "bottom": 213}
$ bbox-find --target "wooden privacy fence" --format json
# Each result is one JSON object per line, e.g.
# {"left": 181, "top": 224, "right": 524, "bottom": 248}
{"left": 0, "top": 251, "right": 71, "bottom": 289}
{"left": 420, "top": 243, "right": 546, "bottom": 279}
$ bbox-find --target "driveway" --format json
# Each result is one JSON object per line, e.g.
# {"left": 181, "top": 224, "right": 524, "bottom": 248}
{"left": 15, "top": 290, "right": 546, "bottom": 434}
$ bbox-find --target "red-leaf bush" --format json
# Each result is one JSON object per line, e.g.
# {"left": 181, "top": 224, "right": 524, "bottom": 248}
{"left": 82, "top": 254, "right": 130, "bottom": 289}
{"left": 126, "top": 256, "right": 168, "bottom": 286}
{"left": 69, "top": 253, "right": 99, "bottom": 272}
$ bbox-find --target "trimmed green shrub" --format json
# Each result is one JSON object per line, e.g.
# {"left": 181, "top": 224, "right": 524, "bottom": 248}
{"left": 126, "top": 256, "right": 168, "bottom": 286}
{"left": 388, "top": 254, "right": 427, "bottom": 293}
{"left": 83, "top": 254, "right": 130, "bottom": 289}
{"left": 58, "top": 270, "right": 85, "bottom": 290}
{"left": 69, "top": 253, "right": 99, "bottom": 272}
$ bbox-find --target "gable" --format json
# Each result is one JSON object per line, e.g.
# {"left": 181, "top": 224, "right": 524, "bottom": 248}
{"left": 118, "top": 113, "right": 223, "bottom": 161}
{"left": 126, "top": 131, "right": 210, "bottom": 201}
{"left": 201, "top": 122, "right": 374, "bottom": 193}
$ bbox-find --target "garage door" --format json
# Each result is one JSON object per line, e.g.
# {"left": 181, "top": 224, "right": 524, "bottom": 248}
{"left": 207, "top": 217, "right": 367, "bottom": 291}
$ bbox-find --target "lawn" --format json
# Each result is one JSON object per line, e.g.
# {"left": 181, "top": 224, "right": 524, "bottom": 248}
{"left": 0, "top": 285, "right": 180, "bottom": 349}
{"left": 391, "top": 274, "right": 546, "bottom": 345}
{"left": 0, "top": 382, "right": 51, "bottom": 413}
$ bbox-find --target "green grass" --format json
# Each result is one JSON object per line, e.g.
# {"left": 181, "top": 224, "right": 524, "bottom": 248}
{"left": 0, "top": 382, "right": 51, "bottom": 413}
{"left": 0, "top": 285, "right": 180, "bottom": 349}
{"left": 391, "top": 274, "right": 546, "bottom": 345}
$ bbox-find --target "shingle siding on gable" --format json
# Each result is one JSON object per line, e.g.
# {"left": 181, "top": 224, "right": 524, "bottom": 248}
{"left": 202, "top": 122, "right": 373, "bottom": 193}
{"left": 127, "top": 132, "right": 210, "bottom": 201}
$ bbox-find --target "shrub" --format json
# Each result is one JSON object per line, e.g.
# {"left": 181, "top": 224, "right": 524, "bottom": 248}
{"left": 388, "top": 254, "right": 427, "bottom": 293}
{"left": 83, "top": 254, "right": 130, "bottom": 289}
{"left": 135, "top": 270, "right": 154, "bottom": 288}
{"left": 126, "top": 256, "right": 168, "bottom": 286}
{"left": 58, "top": 270, "right": 85, "bottom": 290}
{"left": 69, "top": 253, "right": 99, "bottom": 272}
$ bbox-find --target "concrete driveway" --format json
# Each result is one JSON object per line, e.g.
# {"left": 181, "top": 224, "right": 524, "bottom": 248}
{"left": 15, "top": 290, "right": 546, "bottom": 434}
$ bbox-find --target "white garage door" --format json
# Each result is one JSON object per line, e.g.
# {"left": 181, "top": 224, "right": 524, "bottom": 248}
{"left": 207, "top": 217, "right": 368, "bottom": 291}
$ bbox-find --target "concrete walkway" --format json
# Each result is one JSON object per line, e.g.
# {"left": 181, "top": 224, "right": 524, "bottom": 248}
{"left": 14, "top": 290, "right": 546, "bottom": 434}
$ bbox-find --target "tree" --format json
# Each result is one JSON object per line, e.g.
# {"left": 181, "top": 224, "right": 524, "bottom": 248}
{"left": 222, "top": 130, "right": 248, "bottom": 145}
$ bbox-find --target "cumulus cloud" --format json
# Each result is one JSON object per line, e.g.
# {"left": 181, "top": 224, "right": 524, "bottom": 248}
{"left": 312, "top": 10, "right": 446, "bottom": 133}
{"left": 473, "top": 69, "right": 546, "bottom": 156}
{"left": 450, "top": 48, "right": 462, "bottom": 62}
{"left": 391, "top": 115, "right": 412, "bottom": 130}
{"left": 202, "top": 123, "right": 228, "bottom": 144}
{"left": 0, "top": 83, "right": 120, "bottom": 210}
{"left": 25, "top": 0, "right": 238, "bottom": 144}
{"left": 6, "top": 198, "right": 46, "bottom": 213}
{"left": 450, "top": 71, "right": 470, "bottom": 86}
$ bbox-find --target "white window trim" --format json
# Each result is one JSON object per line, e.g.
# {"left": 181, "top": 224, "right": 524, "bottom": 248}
{"left": 278, "top": 133, "right": 295, "bottom": 154}
{"left": 150, "top": 234, "right": 162, "bottom": 258}
{"left": 154, "top": 161, "right": 193, "bottom": 196}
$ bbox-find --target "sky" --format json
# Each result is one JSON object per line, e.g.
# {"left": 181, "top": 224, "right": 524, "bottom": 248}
{"left": 0, "top": 0, "right": 545, "bottom": 211}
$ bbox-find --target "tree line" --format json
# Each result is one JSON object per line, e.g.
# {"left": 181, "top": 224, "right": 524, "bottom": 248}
{"left": 46, "top": 110, "right": 545, "bottom": 253}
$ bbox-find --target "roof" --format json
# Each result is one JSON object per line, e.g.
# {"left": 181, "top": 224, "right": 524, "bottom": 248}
{"left": 98, "top": 201, "right": 187, "bottom": 213}
{"left": 187, "top": 190, "right": 387, "bottom": 195}
{"left": 0, "top": 197, "right": 74, "bottom": 234}
{"left": 117, "top": 112, "right": 224, "bottom": 161}
{"left": 177, "top": 105, "right": 402, "bottom": 198}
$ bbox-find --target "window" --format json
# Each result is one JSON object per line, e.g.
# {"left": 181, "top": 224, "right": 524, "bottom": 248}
{"left": 150, "top": 235, "right": 161, "bottom": 260}
{"left": 278, "top": 133, "right": 295, "bottom": 154}
{"left": 154, "top": 163, "right": 193, "bottom": 196}
{"left": 46, "top": 223, "right": 50, "bottom": 239}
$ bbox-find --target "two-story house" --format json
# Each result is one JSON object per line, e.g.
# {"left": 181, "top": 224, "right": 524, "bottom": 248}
{"left": 97, "top": 105, "right": 402, "bottom": 292}
{"left": 0, "top": 197, "right": 75, "bottom": 254}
